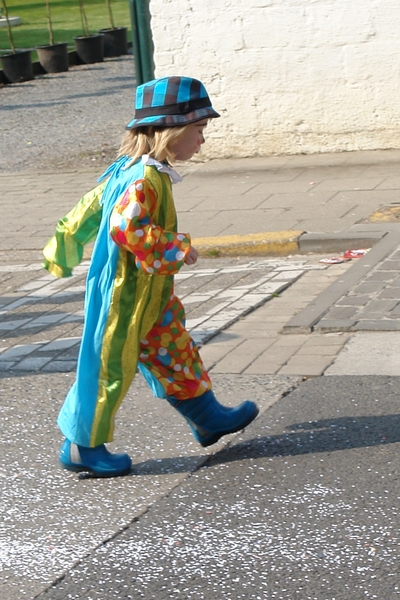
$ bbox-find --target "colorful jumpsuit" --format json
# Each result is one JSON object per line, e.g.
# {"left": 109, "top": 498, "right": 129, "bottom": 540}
{"left": 43, "top": 155, "right": 212, "bottom": 448}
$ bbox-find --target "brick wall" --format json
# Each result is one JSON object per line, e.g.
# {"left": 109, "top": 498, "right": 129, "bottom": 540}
{"left": 149, "top": 0, "right": 400, "bottom": 158}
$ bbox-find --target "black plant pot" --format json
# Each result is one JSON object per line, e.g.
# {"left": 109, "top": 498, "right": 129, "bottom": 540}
{"left": 36, "top": 42, "right": 69, "bottom": 73}
{"left": 74, "top": 34, "right": 104, "bottom": 64}
{"left": 98, "top": 26, "right": 128, "bottom": 57}
{"left": 0, "top": 50, "right": 34, "bottom": 83}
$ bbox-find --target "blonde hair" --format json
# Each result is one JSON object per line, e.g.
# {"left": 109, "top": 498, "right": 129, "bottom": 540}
{"left": 118, "top": 125, "right": 190, "bottom": 165}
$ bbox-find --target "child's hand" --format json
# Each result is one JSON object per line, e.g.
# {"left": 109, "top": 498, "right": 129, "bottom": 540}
{"left": 184, "top": 246, "right": 199, "bottom": 265}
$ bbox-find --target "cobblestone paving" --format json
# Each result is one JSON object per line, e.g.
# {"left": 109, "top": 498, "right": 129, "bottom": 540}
{"left": 0, "top": 257, "right": 325, "bottom": 372}
{"left": 317, "top": 246, "right": 400, "bottom": 331}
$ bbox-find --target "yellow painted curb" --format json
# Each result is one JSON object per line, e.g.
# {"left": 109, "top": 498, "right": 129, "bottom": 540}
{"left": 82, "top": 231, "right": 304, "bottom": 260}
{"left": 193, "top": 231, "right": 304, "bottom": 257}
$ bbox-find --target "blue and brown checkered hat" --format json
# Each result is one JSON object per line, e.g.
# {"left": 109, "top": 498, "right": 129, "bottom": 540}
{"left": 126, "top": 76, "right": 220, "bottom": 129}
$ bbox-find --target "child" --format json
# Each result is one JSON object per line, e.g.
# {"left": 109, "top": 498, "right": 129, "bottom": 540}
{"left": 43, "top": 76, "right": 259, "bottom": 477}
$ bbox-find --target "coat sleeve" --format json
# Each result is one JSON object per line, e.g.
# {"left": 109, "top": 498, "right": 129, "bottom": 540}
{"left": 42, "top": 182, "right": 105, "bottom": 278}
{"left": 109, "top": 178, "right": 191, "bottom": 275}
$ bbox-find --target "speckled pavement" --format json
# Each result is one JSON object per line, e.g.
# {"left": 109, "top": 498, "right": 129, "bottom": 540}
{"left": 33, "top": 375, "right": 400, "bottom": 600}
{"left": 1, "top": 370, "right": 302, "bottom": 600}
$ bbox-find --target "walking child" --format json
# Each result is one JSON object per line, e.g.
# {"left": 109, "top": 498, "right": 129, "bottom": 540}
{"left": 43, "top": 76, "right": 259, "bottom": 477}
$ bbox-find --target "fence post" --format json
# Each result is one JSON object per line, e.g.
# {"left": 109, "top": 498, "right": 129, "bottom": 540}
{"left": 128, "top": 0, "right": 155, "bottom": 85}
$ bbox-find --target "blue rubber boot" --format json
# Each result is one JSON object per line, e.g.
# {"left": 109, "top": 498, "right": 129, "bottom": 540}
{"left": 59, "top": 439, "right": 132, "bottom": 477}
{"left": 166, "top": 390, "right": 259, "bottom": 447}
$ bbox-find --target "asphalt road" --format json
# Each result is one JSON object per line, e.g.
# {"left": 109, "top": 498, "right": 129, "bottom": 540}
{"left": 34, "top": 375, "right": 400, "bottom": 600}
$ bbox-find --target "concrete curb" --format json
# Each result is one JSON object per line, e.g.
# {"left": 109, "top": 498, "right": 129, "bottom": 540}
{"left": 193, "top": 230, "right": 384, "bottom": 257}
{"left": 80, "top": 230, "right": 385, "bottom": 261}
{"left": 193, "top": 231, "right": 303, "bottom": 257}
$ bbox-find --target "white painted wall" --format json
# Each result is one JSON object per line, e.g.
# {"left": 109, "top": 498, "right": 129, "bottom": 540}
{"left": 149, "top": 0, "right": 400, "bottom": 158}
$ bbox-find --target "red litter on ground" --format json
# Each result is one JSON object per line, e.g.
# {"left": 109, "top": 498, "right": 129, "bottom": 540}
{"left": 319, "top": 249, "right": 370, "bottom": 264}
{"left": 342, "top": 248, "right": 370, "bottom": 259}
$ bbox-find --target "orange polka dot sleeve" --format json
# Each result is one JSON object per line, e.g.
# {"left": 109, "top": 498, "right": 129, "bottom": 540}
{"left": 109, "top": 178, "right": 191, "bottom": 275}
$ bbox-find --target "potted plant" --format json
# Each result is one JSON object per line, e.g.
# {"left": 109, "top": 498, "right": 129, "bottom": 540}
{"left": 74, "top": 0, "right": 104, "bottom": 64}
{"left": 36, "top": 1, "right": 69, "bottom": 73}
{"left": 0, "top": 0, "right": 34, "bottom": 83}
{"left": 98, "top": 0, "right": 128, "bottom": 58}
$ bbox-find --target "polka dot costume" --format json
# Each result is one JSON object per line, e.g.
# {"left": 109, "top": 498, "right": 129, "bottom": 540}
{"left": 110, "top": 178, "right": 191, "bottom": 275}
{"left": 139, "top": 293, "right": 212, "bottom": 400}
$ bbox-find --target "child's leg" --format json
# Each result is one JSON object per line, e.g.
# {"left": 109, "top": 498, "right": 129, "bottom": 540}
{"left": 139, "top": 295, "right": 259, "bottom": 446}
{"left": 139, "top": 294, "right": 212, "bottom": 399}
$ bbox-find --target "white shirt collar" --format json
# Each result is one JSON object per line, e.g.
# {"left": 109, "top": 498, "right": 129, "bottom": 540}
{"left": 141, "top": 155, "right": 183, "bottom": 184}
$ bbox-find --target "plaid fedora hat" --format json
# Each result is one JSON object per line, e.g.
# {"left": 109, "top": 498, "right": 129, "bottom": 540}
{"left": 126, "top": 76, "right": 220, "bottom": 129}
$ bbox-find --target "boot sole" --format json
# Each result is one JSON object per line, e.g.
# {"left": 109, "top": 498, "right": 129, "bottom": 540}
{"left": 59, "top": 461, "right": 132, "bottom": 478}
{"left": 198, "top": 405, "right": 260, "bottom": 447}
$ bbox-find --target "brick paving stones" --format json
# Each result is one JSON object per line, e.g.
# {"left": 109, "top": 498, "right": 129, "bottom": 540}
{"left": 0, "top": 257, "right": 326, "bottom": 372}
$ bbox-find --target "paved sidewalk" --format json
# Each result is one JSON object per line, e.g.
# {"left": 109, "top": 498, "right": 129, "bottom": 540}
{"left": 174, "top": 150, "right": 400, "bottom": 255}
{"left": 1, "top": 148, "right": 400, "bottom": 254}
{"left": 285, "top": 231, "right": 400, "bottom": 333}
{"left": 1, "top": 149, "right": 400, "bottom": 378}
{"left": 0, "top": 255, "right": 327, "bottom": 372}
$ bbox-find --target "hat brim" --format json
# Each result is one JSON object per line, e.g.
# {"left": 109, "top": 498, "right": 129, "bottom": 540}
{"left": 126, "top": 106, "right": 220, "bottom": 130}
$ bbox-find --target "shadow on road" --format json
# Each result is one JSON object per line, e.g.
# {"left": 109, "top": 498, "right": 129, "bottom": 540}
{"left": 126, "top": 413, "right": 400, "bottom": 476}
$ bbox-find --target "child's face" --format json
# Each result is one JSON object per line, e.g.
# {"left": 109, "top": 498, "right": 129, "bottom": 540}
{"left": 170, "top": 119, "right": 208, "bottom": 161}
